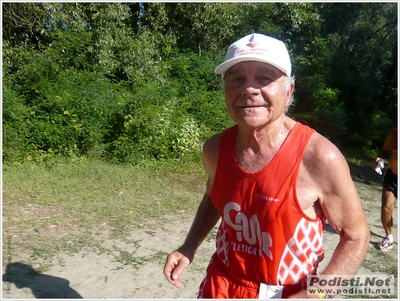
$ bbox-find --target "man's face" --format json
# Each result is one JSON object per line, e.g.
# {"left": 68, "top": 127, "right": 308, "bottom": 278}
{"left": 223, "top": 61, "right": 293, "bottom": 129}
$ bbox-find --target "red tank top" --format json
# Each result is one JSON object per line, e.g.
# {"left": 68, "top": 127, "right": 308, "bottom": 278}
{"left": 212, "top": 122, "right": 325, "bottom": 287}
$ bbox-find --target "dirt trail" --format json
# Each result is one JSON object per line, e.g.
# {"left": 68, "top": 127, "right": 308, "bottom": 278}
{"left": 2, "top": 163, "right": 397, "bottom": 299}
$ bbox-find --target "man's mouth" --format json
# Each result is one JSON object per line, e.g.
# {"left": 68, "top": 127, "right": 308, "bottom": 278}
{"left": 240, "top": 105, "right": 264, "bottom": 109}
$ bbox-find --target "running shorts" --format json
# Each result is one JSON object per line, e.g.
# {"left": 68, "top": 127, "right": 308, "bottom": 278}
{"left": 197, "top": 253, "right": 306, "bottom": 298}
{"left": 383, "top": 168, "right": 398, "bottom": 198}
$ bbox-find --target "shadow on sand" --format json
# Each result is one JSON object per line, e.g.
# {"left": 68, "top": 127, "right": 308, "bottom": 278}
{"left": 3, "top": 262, "right": 83, "bottom": 298}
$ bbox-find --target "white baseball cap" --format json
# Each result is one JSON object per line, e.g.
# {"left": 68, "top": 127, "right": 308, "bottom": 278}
{"left": 215, "top": 33, "right": 291, "bottom": 77}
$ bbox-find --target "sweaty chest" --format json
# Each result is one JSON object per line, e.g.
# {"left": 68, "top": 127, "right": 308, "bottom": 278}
{"left": 236, "top": 150, "right": 276, "bottom": 173}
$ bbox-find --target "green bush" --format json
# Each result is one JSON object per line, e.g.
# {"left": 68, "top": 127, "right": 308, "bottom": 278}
{"left": 3, "top": 50, "right": 235, "bottom": 165}
{"left": 33, "top": 71, "right": 124, "bottom": 156}
{"left": 164, "top": 52, "right": 234, "bottom": 140}
{"left": 107, "top": 80, "right": 202, "bottom": 163}
{"left": 2, "top": 88, "right": 31, "bottom": 162}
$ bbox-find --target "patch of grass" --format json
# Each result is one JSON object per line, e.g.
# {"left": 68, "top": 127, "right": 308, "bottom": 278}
{"left": 109, "top": 241, "right": 169, "bottom": 270}
{"left": 111, "top": 245, "right": 147, "bottom": 269}
{"left": 149, "top": 250, "right": 169, "bottom": 263}
{"left": 3, "top": 159, "right": 206, "bottom": 270}
{"left": 3, "top": 159, "right": 205, "bottom": 231}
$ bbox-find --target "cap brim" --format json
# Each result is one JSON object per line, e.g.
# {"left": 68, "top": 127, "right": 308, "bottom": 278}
{"left": 214, "top": 57, "right": 289, "bottom": 77}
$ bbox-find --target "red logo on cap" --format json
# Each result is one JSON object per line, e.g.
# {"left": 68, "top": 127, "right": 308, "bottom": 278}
{"left": 246, "top": 35, "right": 258, "bottom": 48}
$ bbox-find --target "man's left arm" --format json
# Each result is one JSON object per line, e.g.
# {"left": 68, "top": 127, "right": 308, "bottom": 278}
{"left": 313, "top": 138, "right": 369, "bottom": 298}
{"left": 291, "top": 135, "right": 370, "bottom": 299}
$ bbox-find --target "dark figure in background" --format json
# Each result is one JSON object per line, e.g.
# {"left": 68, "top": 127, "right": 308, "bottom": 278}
{"left": 373, "top": 128, "right": 398, "bottom": 251}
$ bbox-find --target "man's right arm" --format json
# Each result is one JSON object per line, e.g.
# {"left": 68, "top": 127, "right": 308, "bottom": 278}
{"left": 163, "top": 134, "right": 221, "bottom": 288}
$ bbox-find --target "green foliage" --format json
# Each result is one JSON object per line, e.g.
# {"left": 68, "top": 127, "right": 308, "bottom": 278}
{"left": 2, "top": 3, "right": 50, "bottom": 47}
{"left": 164, "top": 52, "right": 233, "bottom": 135}
{"left": 106, "top": 74, "right": 231, "bottom": 164}
{"left": 291, "top": 75, "right": 347, "bottom": 141}
{"left": 143, "top": 3, "right": 250, "bottom": 54}
{"left": 36, "top": 70, "right": 123, "bottom": 155}
{"left": 116, "top": 82, "right": 200, "bottom": 162}
{"left": 2, "top": 88, "right": 30, "bottom": 162}
{"left": 2, "top": 2, "right": 397, "bottom": 164}
{"left": 4, "top": 70, "right": 124, "bottom": 162}
{"left": 317, "top": 2, "right": 398, "bottom": 148}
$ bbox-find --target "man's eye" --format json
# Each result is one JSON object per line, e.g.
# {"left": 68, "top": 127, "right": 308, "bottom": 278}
{"left": 259, "top": 76, "right": 272, "bottom": 82}
{"left": 228, "top": 77, "right": 244, "bottom": 87}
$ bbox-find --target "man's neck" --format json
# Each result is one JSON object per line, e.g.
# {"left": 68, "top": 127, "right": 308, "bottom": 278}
{"left": 234, "top": 117, "right": 296, "bottom": 172}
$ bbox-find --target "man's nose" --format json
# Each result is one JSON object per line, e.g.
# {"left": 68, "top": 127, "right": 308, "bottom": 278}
{"left": 242, "top": 83, "right": 260, "bottom": 96}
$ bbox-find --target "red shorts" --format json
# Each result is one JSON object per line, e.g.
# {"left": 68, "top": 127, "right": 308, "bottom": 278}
{"left": 197, "top": 253, "right": 306, "bottom": 298}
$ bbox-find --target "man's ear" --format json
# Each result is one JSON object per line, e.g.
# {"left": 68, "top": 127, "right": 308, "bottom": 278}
{"left": 285, "top": 82, "right": 295, "bottom": 107}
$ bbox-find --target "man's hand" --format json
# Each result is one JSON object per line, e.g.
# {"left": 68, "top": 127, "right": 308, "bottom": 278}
{"left": 163, "top": 250, "right": 193, "bottom": 288}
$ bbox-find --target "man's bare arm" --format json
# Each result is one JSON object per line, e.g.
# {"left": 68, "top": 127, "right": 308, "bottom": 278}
{"left": 290, "top": 136, "right": 369, "bottom": 299}
{"left": 315, "top": 137, "right": 369, "bottom": 276}
{"left": 163, "top": 134, "right": 221, "bottom": 288}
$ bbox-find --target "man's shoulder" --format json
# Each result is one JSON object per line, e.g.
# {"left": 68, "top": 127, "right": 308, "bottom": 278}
{"left": 301, "top": 133, "right": 353, "bottom": 195}
{"left": 203, "top": 132, "right": 223, "bottom": 151}
{"left": 203, "top": 125, "right": 238, "bottom": 153}
{"left": 202, "top": 132, "right": 223, "bottom": 174}
{"left": 304, "top": 132, "right": 345, "bottom": 167}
